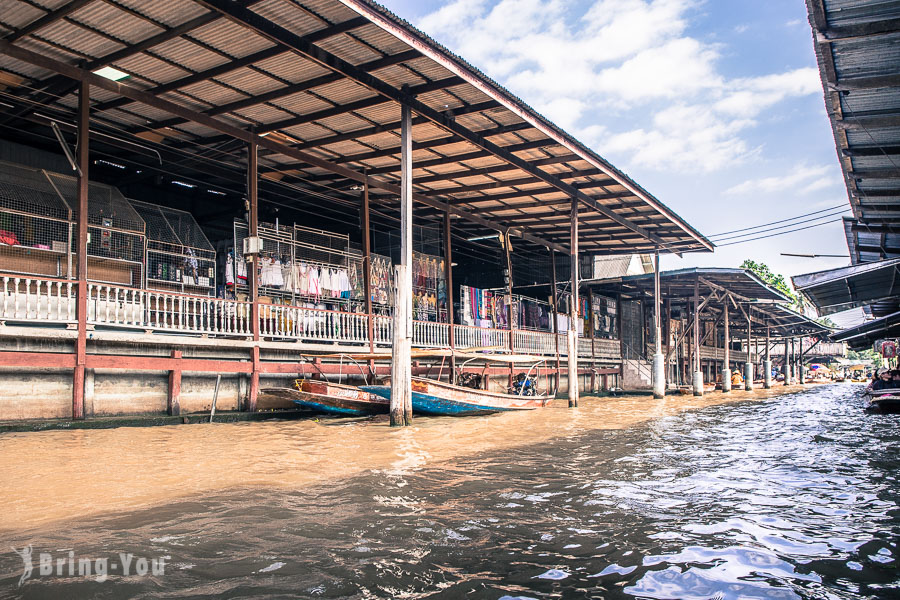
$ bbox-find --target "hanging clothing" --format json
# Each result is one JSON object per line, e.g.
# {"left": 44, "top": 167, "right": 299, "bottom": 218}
{"left": 225, "top": 254, "right": 235, "bottom": 285}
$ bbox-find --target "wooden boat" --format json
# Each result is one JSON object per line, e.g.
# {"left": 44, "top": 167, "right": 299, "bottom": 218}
{"left": 261, "top": 379, "right": 389, "bottom": 416}
{"left": 362, "top": 377, "right": 551, "bottom": 416}
{"left": 864, "top": 389, "right": 900, "bottom": 414}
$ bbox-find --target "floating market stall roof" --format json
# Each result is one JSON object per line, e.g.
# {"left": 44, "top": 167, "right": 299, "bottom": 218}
{"left": 831, "top": 310, "right": 900, "bottom": 350}
{"left": 792, "top": 257, "right": 900, "bottom": 316}
{"left": 0, "top": 0, "right": 713, "bottom": 257}
{"left": 590, "top": 267, "right": 833, "bottom": 338}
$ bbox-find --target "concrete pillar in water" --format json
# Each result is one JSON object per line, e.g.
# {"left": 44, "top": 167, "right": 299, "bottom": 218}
{"left": 692, "top": 370, "right": 704, "bottom": 396}
{"left": 652, "top": 353, "right": 665, "bottom": 398}
{"left": 744, "top": 362, "right": 753, "bottom": 391}
{"left": 764, "top": 360, "right": 772, "bottom": 389}
{"left": 722, "top": 367, "right": 732, "bottom": 392}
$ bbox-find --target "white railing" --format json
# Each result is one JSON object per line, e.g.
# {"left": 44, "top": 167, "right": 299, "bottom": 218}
{"left": 454, "top": 324, "right": 510, "bottom": 351}
{"left": 513, "top": 329, "right": 556, "bottom": 355}
{"left": 259, "top": 303, "right": 369, "bottom": 344}
{"left": 87, "top": 284, "right": 252, "bottom": 336}
{"left": 413, "top": 320, "right": 450, "bottom": 348}
{"left": 0, "top": 275, "right": 629, "bottom": 362}
{"left": 373, "top": 314, "right": 392, "bottom": 346}
{"left": 0, "top": 276, "right": 75, "bottom": 324}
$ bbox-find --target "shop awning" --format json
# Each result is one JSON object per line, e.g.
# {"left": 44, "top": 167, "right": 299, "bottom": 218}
{"left": 792, "top": 258, "right": 900, "bottom": 316}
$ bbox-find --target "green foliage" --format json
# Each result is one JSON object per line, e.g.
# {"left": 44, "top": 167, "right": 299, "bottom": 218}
{"left": 740, "top": 259, "right": 802, "bottom": 309}
{"left": 848, "top": 348, "right": 879, "bottom": 362}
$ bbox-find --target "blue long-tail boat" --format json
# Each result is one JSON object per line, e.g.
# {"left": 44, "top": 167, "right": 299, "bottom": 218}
{"left": 363, "top": 375, "right": 552, "bottom": 416}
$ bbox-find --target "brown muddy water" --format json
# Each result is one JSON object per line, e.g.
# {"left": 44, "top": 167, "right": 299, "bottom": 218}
{"left": 0, "top": 383, "right": 897, "bottom": 599}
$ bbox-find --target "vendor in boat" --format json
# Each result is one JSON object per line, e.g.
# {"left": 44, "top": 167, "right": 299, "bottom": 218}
{"left": 872, "top": 369, "right": 894, "bottom": 391}
{"left": 731, "top": 370, "right": 744, "bottom": 386}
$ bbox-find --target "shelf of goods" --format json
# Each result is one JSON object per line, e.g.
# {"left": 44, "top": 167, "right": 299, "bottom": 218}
{"left": 412, "top": 251, "right": 447, "bottom": 323}
{"left": 130, "top": 200, "right": 216, "bottom": 296}
{"left": 0, "top": 161, "right": 145, "bottom": 288}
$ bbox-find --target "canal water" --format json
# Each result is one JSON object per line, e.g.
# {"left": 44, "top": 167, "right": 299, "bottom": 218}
{"left": 0, "top": 383, "right": 898, "bottom": 598}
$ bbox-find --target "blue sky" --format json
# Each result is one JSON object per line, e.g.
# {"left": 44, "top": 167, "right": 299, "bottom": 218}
{"left": 375, "top": 1, "right": 852, "bottom": 293}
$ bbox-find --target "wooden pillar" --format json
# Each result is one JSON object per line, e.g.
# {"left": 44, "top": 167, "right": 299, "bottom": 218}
{"left": 72, "top": 80, "right": 90, "bottom": 421}
{"left": 550, "top": 249, "right": 560, "bottom": 393}
{"left": 797, "top": 335, "right": 805, "bottom": 385}
{"left": 664, "top": 298, "right": 671, "bottom": 385}
{"left": 167, "top": 350, "right": 182, "bottom": 416}
{"left": 783, "top": 336, "right": 790, "bottom": 386}
{"left": 692, "top": 278, "right": 702, "bottom": 395}
{"left": 390, "top": 102, "right": 414, "bottom": 426}
{"left": 247, "top": 139, "right": 259, "bottom": 412}
{"left": 505, "top": 232, "right": 515, "bottom": 386}
{"left": 722, "top": 301, "right": 731, "bottom": 391}
{"left": 745, "top": 306, "right": 753, "bottom": 391}
{"left": 362, "top": 179, "right": 375, "bottom": 382}
{"left": 443, "top": 210, "right": 455, "bottom": 382}
{"left": 568, "top": 197, "right": 579, "bottom": 407}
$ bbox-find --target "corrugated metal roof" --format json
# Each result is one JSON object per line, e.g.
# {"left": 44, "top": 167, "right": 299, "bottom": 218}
{"left": 0, "top": 0, "right": 714, "bottom": 256}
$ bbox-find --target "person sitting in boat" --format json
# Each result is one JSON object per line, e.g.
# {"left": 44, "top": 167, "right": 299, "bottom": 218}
{"left": 872, "top": 369, "right": 893, "bottom": 391}
{"left": 731, "top": 370, "right": 743, "bottom": 386}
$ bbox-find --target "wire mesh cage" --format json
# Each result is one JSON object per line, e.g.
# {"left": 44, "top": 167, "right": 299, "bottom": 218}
{"left": 233, "top": 220, "right": 357, "bottom": 306}
{"left": 0, "top": 161, "right": 73, "bottom": 278}
{"left": 45, "top": 171, "right": 146, "bottom": 287}
{"left": 130, "top": 200, "right": 216, "bottom": 295}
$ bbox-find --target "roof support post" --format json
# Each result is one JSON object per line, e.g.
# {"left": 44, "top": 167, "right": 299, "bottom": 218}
{"left": 551, "top": 249, "right": 560, "bottom": 394}
{"left": 693, "top": 278, "right": 703, "bottom": 396}
{"left": 664, "top": 298, "right": 671, "bottom": 387}
{"left": 797, "top": 335, "right": 805, "bottom": 385}
{"left": 505, "top": 233, "right": 515, "bottom": 387}
{"left": 362, "top": 178, "right": 375, "bottom": 382}
{"left": 764, "top": 325, "right": 772, "bottom": 389}
{"left": 390, "top": 102, "right": 413, "bottom": 427}
{"left": 247, "top": 138, "right": 259, "bottom": 412}
{"left": 651, "top": 251, "right": 664, "bottom": 398}
{"left": 72, "top": 79, "right": 89, "bottom": 421}
{"left": 443, "top": 210, "right": 455, "bottom": 382}
{"left": 722, "top": 301, "right": 731, "bottom": 392}
{"left": 568, "top": 197, "right": 579, "bottom": 407}
{"left": 745, "top": 306, "right": 753, "bottom": 391}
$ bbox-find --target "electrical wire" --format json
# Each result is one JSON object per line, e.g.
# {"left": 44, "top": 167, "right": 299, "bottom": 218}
{"left": 707, "top": 204, "right": 849, "bottom": 238}
{"left": 715, "top": 218, "right": 844, "bottom": 246}
{"left": 711, "top": 209, "right": 850, "bottom": 243}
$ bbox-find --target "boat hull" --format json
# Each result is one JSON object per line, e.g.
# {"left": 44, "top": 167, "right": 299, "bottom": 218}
{"left": 261, "top": 380, "right": 389, "bottom": 416}
{"left": 362, "top": 378, "right": 551, "bottom": 416}
{"left": 865, "top": 391, "right": 900, "bottom": 414}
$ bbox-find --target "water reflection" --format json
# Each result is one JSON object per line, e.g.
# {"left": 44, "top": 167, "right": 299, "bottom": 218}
{"left": 1, "top": 384, "right": 898, "bottom": 599}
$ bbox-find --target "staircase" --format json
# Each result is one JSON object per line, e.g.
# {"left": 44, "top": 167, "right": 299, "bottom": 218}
{"left": 622, "top": 359, "right": 652, "bottom": 391}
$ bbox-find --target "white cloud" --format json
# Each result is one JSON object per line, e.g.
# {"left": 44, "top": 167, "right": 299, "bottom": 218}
{"left": 725, "top": 164, "right": 833, "bottom": 195}
{"left": 412, "top": 0, "right": 821, "bottom": 174}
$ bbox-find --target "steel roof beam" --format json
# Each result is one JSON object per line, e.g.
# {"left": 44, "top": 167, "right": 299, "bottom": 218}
{"left": 0, "top": 38, "right": 568, "bottom": 254}
{"left": 815, "top": 17, "right": 900, "bottom": 42}
{"left": 94, "top": 16, "right": 373, "bottom": 114}
{"left": 2, "top": 0, "right": 94, "bottom": 42}
{"left": 332, "top": 135, "right": 546, "bottom": 167}
{"left": 194, "top": 0, "right": 673, "bottom": 250}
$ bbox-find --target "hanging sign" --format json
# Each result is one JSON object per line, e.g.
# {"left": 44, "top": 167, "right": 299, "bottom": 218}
{"left": 882, "top": 340, "right": 897, "bottom": 359}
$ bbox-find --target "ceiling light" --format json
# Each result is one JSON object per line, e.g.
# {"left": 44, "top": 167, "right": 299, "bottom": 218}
{"left": 93, "top": 66, "right": 130, "bottom": 81}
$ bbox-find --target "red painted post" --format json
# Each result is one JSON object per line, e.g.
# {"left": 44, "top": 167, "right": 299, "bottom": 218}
{"left": 248, "top": 346, "right": 260, "bottom": 412}
{"left": 444, "top": 210, "right": 455, "bottom": 383}
{"left": 168, "top": 350, "right": 182, "bottom": 416}
{"left": 248, "top": 139, "right": 259, "bottom": 412}
{"left": 361, "top": 177, "right": 375, "bottom": 381}
{"left": 72, "top": 80, "right": 89, "bottom": 421}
